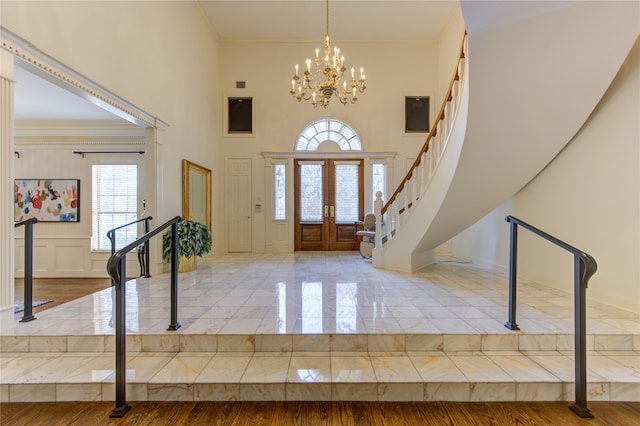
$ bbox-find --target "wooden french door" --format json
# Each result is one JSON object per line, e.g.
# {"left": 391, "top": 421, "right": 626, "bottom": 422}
{"left": 294, "top": 159, "right": 363, "bottom": 251}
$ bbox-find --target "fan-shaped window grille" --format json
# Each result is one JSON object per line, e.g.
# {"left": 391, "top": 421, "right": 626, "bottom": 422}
{"left": 295, "top": 119, "right": 362, "bottom": 151}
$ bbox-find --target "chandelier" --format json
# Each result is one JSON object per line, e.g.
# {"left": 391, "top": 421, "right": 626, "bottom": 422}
{"left": 290, "top": 0, "right": 366, "bottom": 108}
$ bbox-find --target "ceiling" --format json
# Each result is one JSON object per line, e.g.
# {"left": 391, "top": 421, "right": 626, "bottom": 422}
{"left": 13, "top": 1, "right": 460, "bottom": 124}
{"left": 13, "top": 65, "right": 120, "bottom": 122}
{"left": 199, "top": 1, "right": 459, "bottom": 42}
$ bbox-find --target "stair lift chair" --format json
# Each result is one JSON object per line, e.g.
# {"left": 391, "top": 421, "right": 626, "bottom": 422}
{"left": 356, "top": 213, "right": 376, "bottom": 258}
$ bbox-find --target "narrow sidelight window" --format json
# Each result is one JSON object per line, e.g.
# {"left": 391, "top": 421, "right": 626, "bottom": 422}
{"left": 273, "top": 163, "right": 286, "bottom": 220}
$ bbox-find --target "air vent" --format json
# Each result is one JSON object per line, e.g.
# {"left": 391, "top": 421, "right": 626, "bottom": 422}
{"left": 236, "top": 81, "right": 246, "bottom": 89}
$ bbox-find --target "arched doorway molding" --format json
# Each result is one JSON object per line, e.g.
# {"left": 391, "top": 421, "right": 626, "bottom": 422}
{"left": 295, "top": 118, "right": 362, "bottom": 152}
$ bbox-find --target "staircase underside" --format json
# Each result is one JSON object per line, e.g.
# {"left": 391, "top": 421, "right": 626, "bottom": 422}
{"left": 1, "top": 252, "right": 638, "bottom": 403}
{"left": 380, "top": 1, "right": 640, "bottom": 272}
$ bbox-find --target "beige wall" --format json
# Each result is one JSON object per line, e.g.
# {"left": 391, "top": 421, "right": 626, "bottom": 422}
{"left": 219, "top": 38, "right": 440, "bottom": 159}
{"left": 217, "top": 34, "right": 465, "bottom": 251}
{"left": 438, "top": 8, "right": 466, "bottom": 108}
{"left": 446, "top": 38, "right": 640, "bottom": 313}
{"left": 13, "top": 140, "right": 145, "bottom": 278}
{"left": 2, "top": 1, "right": 465, "bottom": 263}
{"left": 2, "top": 1, "right": 221, "bottom": 265}
{"left": 5, "top": 2, "right": 634, "bottom": 313}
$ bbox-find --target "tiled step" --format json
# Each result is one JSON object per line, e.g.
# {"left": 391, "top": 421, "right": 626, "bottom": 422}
{"left": 2, "top": 332, "right": 639, "bottom": 354}
{"left": 3, "top": 253, "right": 639, "bottom": 403}
{"left": 2, "top": 349, "right": 639, "bottom": 403}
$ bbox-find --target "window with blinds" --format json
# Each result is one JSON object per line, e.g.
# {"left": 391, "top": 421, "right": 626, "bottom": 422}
{"left": 299, "top": 163, "right": 324, "bottom": 222}
{"left": 91, "top": 164, "right": 138, "bottom": 251}
{"left": 273, "top": 163, "right": 286, "bottom": 220}
{"left": 372, "top": 163, "right": 387, "bottom": 212}
{"left": 334, "top": 163, "right": 359, "bottom": 222}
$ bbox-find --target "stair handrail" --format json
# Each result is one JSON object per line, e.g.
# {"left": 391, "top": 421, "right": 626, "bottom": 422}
{"left": 106, "top": 215, "right": 182, "bottom": 418}
{"left": 504, "top": 215, "right": 597, "bottom": 419}
{"left": 14, "top": 218, "right": 39, "bottom": 322}
{"left": 106, "top": 216, "right": 153, "bottom": 277}
{"left": 381, "top": 30, "right": 467, "bottom": 217}
{"left": 106, "top": 216, "right": 153, "bottom": 254}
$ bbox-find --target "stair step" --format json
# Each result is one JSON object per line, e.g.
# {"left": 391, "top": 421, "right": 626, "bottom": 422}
{"left": 3, "top": 253, "right": 638, "bottom": 403}
{"left": 2, "top": 332, "right": 638, "bottom": 354}
{"left": 2, "top": 349, "right": 638, "bottom": 403}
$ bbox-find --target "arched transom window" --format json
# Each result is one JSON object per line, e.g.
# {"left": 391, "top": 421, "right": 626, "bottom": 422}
{"left": 295, "top": 119, "right": 362, "bottom": 151}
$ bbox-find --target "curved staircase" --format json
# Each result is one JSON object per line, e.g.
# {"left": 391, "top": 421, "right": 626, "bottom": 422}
{"left": 376, "top": 1, "right": 640, "bottom": 272}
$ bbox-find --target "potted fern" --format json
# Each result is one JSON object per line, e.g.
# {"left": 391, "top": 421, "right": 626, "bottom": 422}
{"left": 162, "top": 219, "right": 211, "bottom": 272}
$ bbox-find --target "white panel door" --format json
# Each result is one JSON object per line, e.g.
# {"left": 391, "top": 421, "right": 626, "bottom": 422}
{"left": 227, "top": 158, "right": 252, "bottom": 252}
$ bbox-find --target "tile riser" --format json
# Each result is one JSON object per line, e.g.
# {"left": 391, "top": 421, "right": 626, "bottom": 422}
{"left": 2, "top": 333, "right": 638, "bottom": 354}
{"left": 3, "top": 381, "right": 638, "bottom": 403}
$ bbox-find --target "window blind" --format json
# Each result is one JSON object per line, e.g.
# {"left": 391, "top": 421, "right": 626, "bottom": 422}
{"left": 91, "top": 164, "right": 138, "bottom": 251}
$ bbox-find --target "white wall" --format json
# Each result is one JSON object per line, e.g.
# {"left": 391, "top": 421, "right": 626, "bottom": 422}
{"left": 1, "top": 1, "right": 466, "bottom": 261}
{"left": 437, "top": 7, "right": 466, "bottom": 109}
{"left": 2, "top": 1, "right": 221, "bottom": 268}
{"left": 13, "top": 125, "right": 146, "bottom": 278}
{"left": 219, "top": 39, "right": 439, "bottom": 158}
{"left": 217, "top": 35, "right": 462, "bottom": 252}
{"left": 446, "top": 38, "right": 640, "bottom": 313}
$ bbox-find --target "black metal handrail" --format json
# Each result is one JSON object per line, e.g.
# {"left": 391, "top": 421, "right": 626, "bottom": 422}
{"left": 106, "top": 216, "right": 153, "bottom": 278}
{"left": 14, "top": 218, "right": 39, "bottom": 322}
{"left": 106, "top": 216, "right": 181, "bottom": 418}
{"left": 505, "top": 215, "right": 597, "bottom": 418}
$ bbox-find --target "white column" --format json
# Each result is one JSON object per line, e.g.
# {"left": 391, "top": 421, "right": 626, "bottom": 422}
{"left": 146, "top": 126, "right": 164, "bottom": 276}
{"left": 1, "top": 49, "right": 15, "bottom": 324}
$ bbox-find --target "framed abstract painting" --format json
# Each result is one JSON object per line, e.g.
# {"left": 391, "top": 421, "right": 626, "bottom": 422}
{"left": 14, "top": 179, "right": 80, "bottom": 222}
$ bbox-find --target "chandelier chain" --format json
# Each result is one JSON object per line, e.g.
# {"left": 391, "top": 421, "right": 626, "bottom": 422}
{"left": 326, "top": 0, "right": 329, "bottom": 36}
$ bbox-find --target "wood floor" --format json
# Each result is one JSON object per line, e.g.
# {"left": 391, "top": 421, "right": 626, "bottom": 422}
{"left": 1, "top": 401, "right": 638, "bottom": 425}
{"left": 13, "top": 277, "right": 112, "bottom": 318}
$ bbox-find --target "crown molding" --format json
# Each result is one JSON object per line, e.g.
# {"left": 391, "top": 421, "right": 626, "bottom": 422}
{"left": 15, "top": 119, "right": 145, "bottom": 138}
{"left": 1, "top": 26, "right": 169, "bottom": 130}
{"left": 15, "top": 135, "right": 145, "bottom": 148}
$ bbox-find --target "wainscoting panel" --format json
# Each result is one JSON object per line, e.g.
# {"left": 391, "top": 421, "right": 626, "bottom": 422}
{"left": 274, "top": 222, "right": 289, "bottom": 252}
{"left": 14, "top": 237, "right": 141, "bottom": 278}
{"left": 54, "top": 243, "right": 86, "bottom": 273}
{"left": 32, "top": 244, "right": 50, "bottom": 273}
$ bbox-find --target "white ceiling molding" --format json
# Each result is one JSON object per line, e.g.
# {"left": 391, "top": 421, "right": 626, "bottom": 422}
{"left": 15, "top": 120, "right": 146, "bottom": 138}
{"left": 15, "top": 136, "right": 146, "bottom": 152}
{"left": 15, "top": 136, "right": 145, "bottom": 149}
{"left": 1, "top": 26, "right": 169, "bottom": 130}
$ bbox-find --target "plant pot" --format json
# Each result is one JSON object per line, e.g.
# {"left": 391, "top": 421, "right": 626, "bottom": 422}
{"left": 178, "top": 255, "right": 196, "bottom": 273}
{"left": 162, "top": 220, "right": 211, "bottom": 267}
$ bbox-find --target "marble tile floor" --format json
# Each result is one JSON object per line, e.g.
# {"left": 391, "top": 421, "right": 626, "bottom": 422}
{"left": 1, "top": 251, "right": 639, "bottom": 403}
{"left": 1, "top": 349, "right": 639, "bottom": 402}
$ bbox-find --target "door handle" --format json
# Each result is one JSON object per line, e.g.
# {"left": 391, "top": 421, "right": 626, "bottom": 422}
{"left": 324, "top": 205, "right": 328, "bottom": 217}
{"left": 330, "top": 206, "right": 334, "bottom": 217}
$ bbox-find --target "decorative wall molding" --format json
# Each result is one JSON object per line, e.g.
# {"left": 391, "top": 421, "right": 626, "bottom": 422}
{"left": 262, "top": 151, "right": 397, "bottom": 160}
{"left": 14, "top": 237, "right": 140, "bottom": 278}
{"left": 1, "top": 26, "right": 169, "bottom": 131}
{"left": 15, "top": 119, "right": 145, "bottom": 137}
{"left": 16, "top": 136, "right": 145, "bottom": 148}
{"left": 15, "top": 119, "right": 146, "bottom": 148}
